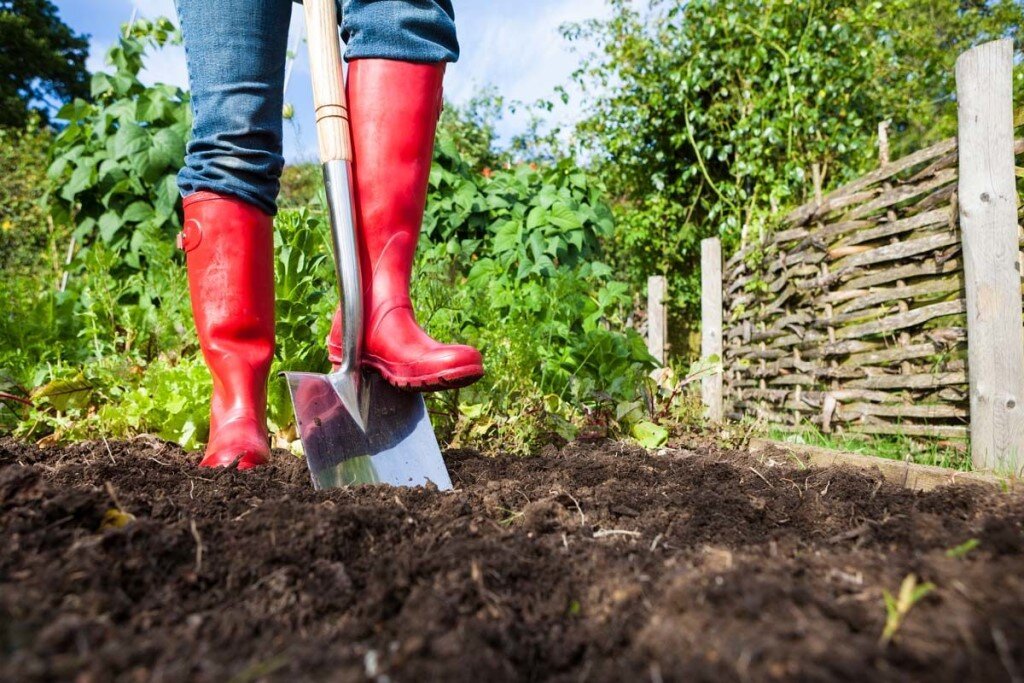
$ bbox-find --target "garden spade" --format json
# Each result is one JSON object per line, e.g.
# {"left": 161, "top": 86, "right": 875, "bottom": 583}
{"left": 282, "top": 0, "right": 453, "bottom": 491}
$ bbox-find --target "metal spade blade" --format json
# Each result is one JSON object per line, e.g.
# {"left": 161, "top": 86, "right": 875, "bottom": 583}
{"left": 281, "top": 13, "right": 454, "bottom": 495}
{"left": 284, "top": 370, "right": 452, "bottom": 491}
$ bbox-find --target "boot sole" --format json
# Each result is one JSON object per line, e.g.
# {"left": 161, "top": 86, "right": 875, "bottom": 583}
{"left": 364, "top": 361, "right": 485, "bottom": 393}
{"left": 200, "top": 416, "right": 270, "bottom": 470}
{"left": 199, "top": 448, "right": 269, "bottom": 470}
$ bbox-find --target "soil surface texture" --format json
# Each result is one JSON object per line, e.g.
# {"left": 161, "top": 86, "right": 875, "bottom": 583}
{"left": 2, "top": 437, "right": 1024, "bottom": 682}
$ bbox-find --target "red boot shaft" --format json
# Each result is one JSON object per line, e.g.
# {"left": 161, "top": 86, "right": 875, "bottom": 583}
{"left": 181, "top": 192, "right": 275, "bottom": 469}
{"left": 327, "top": 60, "right": 484, "bottom": 390}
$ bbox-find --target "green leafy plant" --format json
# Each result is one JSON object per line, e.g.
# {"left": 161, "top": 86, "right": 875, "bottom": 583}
{"left": 268, "top": 209, "right": 336, "bottom": 430}
{"left": 411, "top": 133, "right": 658, "bottom": 451}
{"left": 47, "top": 17, "right": 188, "bottom": 273}
{"left": 3, "top": 17, "right": 200, "bottom": 444}
{"left": 16, "top": 354, "right": 209, "bottom": 448}
{"left": 0, "top": 118, "right": 63, "bottom": 275}
{"left": 945, "top": 539, "right": 980, "bottom": 559}
{"left": 632, "top": 420, "right": 669, "bottom": 449}
{"left": 880, "top": 574, "right": 936, "bottom": 645}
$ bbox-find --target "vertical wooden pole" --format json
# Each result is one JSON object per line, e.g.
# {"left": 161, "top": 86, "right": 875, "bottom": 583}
{"left": 701, "top": 238, "right": 723, "bottom": 422}
{"left": 877, "top": 120, "right": 891, "bottom": 167}
{"left": 646, "top": 276, "right": 667, "bottom": 365}
{"left": 811, "top": 163, "right": 824, "bottom": 205}
{"left": 956, "top": 39, "right": 1024, "bottom": 474}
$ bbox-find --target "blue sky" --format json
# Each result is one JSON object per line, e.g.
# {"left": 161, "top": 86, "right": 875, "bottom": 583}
{"left": 52, "top": 0, "right": 610, "bottom": 163}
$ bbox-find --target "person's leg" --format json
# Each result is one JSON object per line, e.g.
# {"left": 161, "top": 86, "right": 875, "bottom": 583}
{"left": 327, "top": 1, "right": 484, "bottom": 390}
{"left": 177, "top": 0, "right": 292, "bottom": 214}
{"left": 341, "top": 0, "right": 459, "bottom": 63}
{"left": 175, "top": 0, "right": 292, "bottom": 468}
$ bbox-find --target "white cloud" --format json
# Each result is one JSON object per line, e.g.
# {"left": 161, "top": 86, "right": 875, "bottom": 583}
{"left": 140, "top": 44, "right": 189, "bottom": 88}
{"left": 446, "top": 0, "right": 611, "bottom": 144}
{"left": 131, "top": 0, "right": 176, "bottom": 19}
{"left": 84, "top": 39, "right": 110, "bottom": 76}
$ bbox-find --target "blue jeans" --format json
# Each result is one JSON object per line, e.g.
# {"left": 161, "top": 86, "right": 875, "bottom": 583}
{"left": 175, "top": 0, "right": 458, "bottom": 215}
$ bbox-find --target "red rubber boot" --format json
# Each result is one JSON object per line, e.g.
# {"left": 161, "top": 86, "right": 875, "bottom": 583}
{"left": 180, "top": 192, "right": 275, "bottom": 469}
{"left": 326, "top": 60, "right": 484, "bottom": 391}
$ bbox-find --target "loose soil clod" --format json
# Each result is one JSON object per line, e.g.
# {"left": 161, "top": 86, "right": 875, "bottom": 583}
{"left": 2, "top": 437, "right": 1023, "bottom": 681}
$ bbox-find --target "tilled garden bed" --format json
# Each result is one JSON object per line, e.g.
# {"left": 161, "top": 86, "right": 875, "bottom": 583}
{"left": 2, "top": 437, "right": 1023, "bottom": 682}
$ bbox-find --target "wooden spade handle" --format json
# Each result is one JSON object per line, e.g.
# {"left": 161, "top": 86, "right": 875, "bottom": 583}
{"left": 303, "top": 0, "right": 352, "bottom": 162}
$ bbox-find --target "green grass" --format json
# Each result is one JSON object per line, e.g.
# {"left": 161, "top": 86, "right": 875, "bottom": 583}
{"left": 767, "top": 425, "right": 972, "bottom": 471}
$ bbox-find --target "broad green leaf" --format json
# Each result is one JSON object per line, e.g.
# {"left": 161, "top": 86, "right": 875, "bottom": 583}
{"left": 98, "top": 212, "right": 124, "bottom": 242}
{"left": 492, "top": 220, "right": 522, "bottom": 255}
{"left": 154, "top": 175, "right": 180, "bottom": 220}
{"left": 632, "top": 421, "right": 669, "bottom": 449}
{"left": 60, "top": 164, "right": 95, "bottom": 201}
{"left": 122, "top": 201, "right": 152, "bottom": 223}
{"left": 31, "top": 374, "right": 93, "bottom": 411}
{"left": 110, "top": 122, "right": 149, "bottom": 160}
{"left": 90, "top": 72, "right": 114, "bottom": 98}
{"left": 547, "top": 203, "right": 583, "bottom": 230}
{"left": 525, "top": 205, "right": 546, "bottom": 231}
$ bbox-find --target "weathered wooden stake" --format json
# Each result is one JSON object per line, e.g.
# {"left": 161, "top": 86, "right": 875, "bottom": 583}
{"left": 646, "top": 276, "right": 667, "bottom": 365}
{"left": 878, "top": 120, "right": 891, "bottom": 167}
{"left": 811, "top": 163, "right": 824, "bottom": 205}
{"left": 701, "top": 238, "right": 723, "bottom": 422}
{"left": 956, "top": 39, "right": 1024, "bottom": 474}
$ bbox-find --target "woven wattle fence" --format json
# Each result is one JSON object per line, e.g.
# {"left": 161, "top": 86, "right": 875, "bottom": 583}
{"left": 719, "top": 132, "right": 1024, "bottom": 442}
{"left": 694, "top": 40, "right": 1024, "bottom": 473}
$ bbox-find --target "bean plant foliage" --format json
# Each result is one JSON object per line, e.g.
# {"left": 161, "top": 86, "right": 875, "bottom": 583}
{"left": 47, "top": 17, "right": 188, "bottom": 272}
{"left": 3, "top": 17, "right": 673, "bottom": 453}
{"left": 418, "top": 134, "right": 659, "bottom": 450}
{"left": 3, "top": 20, "right": 197, "bottom": 444}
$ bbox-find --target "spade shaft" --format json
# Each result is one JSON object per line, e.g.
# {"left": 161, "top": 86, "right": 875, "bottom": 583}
{"left": 322, "top": 159, "right": 365, "bottom": 430}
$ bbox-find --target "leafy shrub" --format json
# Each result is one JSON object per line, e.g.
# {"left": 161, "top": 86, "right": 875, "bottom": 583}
{"left": 0, "top": 119, "right": 62, "bottom": 274}
{"left": 1, "top": 240, "right": 193, "bottom": 438}
{"left": 4, "top": 211, "right": 334, "bottom": 444}
{"left": 3, "top": 17, "right": 195, "bottom": 441}
{"left": 436, "top": 88, "right": 506, "bottom": 171}
{"left": 267, "top": 209, "right": 336, "bottom": 430}
{"left": 10, "top": 144, "right": 658, "bottom": 454}
{"left": 17, "top": 355, "right": 210, "bottom": 449}
{"left": 46, "top": 17, "right": 188, "bottom": 273}
{"left": 570, "top": 0, "right": 1024, "bottom": 324}
{"left": 413, "top": 134, "right": 656, "bottom": 451}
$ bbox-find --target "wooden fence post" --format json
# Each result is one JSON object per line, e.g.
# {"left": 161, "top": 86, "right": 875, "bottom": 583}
{"left": 956, "top": 39, "right": 1024, "bottom": 474}
{"left": 701, "top": 238, "right": 723, "bottom": 422}
{"left": 647, "top": 276, "right": 667, "bottom": 365}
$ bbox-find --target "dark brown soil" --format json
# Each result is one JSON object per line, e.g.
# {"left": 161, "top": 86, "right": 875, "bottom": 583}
{"left": 2, "top": 437, "right": 1023, "bottom": 682}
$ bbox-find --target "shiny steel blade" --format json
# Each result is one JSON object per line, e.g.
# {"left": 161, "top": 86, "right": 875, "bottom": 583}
{"left": 284, "top": 370, "right": 453, "bottom": 491}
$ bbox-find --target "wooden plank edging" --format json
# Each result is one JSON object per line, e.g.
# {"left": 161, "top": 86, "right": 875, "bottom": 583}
{"left": 748, "top": 438, "right": 1016, "bottom": 492}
